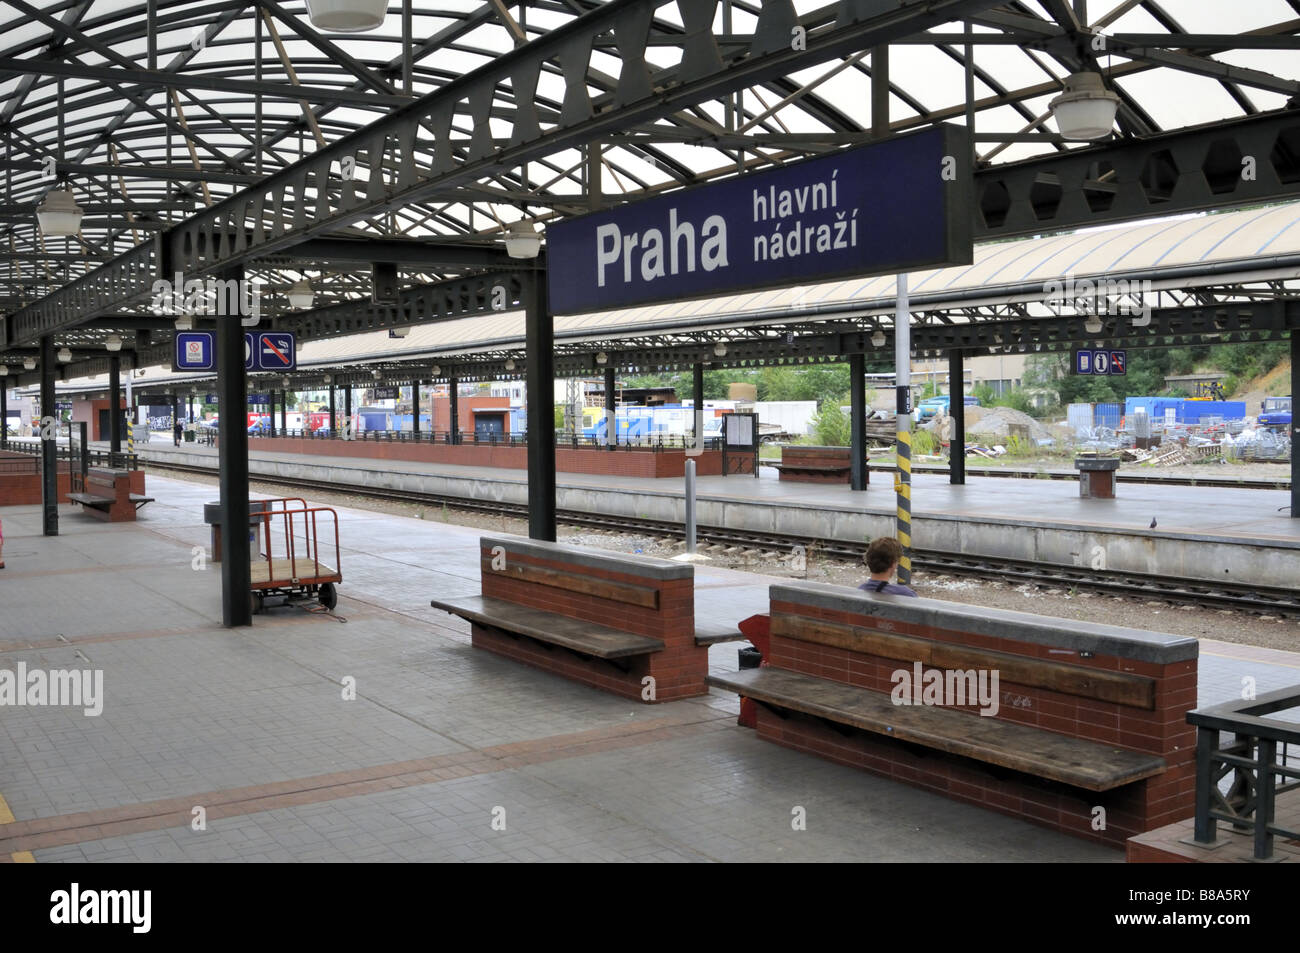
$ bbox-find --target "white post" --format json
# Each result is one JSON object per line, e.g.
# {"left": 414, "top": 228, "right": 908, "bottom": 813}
{"left": 685, "top": 458, "right": 697, "bottom": 554}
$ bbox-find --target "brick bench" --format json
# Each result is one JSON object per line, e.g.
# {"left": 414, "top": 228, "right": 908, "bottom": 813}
{"left": 771, "top": 445, "right": 858, "bottom": 484}
{"left": 67, "top": 468, "right": 154, "bottom": 522}
{"left": 431, "top": 535, "right": 710, "bottom": 702}
{"left": 708, "top": 582, "right": 1198, "bottom": 847}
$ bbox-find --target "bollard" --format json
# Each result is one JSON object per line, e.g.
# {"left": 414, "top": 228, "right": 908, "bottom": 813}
{"left": 685, "top": 458, "right": 697, "bottom": 555}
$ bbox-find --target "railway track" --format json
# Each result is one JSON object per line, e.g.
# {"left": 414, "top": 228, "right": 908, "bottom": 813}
{"left": 868, "top": 461, "right": 1291, "bottom": 490}
{"left": 145, "top": 458, "right": 1300, "bottom": 619}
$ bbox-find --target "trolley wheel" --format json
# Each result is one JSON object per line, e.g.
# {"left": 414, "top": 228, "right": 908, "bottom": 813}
{"left": 318, "top": 582, "right": 338, "bottom": 610}
{"left": 251, "top": 592, "right": 265, "bottom": 615}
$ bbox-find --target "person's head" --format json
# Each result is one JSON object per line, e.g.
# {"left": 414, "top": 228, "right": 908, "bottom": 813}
{"left": 865, "top": 537, "right": 903, "bottom": 577}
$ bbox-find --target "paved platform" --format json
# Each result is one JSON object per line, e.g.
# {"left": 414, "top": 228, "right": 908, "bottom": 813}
{"left": 140, "top": 441, "right": 1300, "bottom": 588}
{"left": 2, "top": 474, "right": 1298, "bottom": 863}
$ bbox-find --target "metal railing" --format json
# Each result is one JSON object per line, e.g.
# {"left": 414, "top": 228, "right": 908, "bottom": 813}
{"left": 1187, "top": 686, "right": 1300, "bottom": 860}
{"left": 244, "top": 429, "right": 724, "bottom": 452}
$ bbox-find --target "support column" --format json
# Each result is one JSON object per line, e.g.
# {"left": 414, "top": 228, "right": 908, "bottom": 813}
{"left": 895, "top": 275, "right": 912, "bottom": 585}
{"left": 328, "top": 385, "right": 336, "bottom": 433}
{"left": 1292, "top": 331, "right": 1298, "bottom": 518}
{"left": 604, "top": 366, "right": 616, "bottom": 449}
{"left": 1, "top": 384, "right": 7, "bottom": 449}
{"left": 109, "top": 353, "right": 122, "bottom": 452}
{"left": 268, "top": 390, "right": 276, "bottom": 438}
{"left": 40, "top": 336, "right": 58, "bottom": 537}
{"left": 693, "top": 363, "right": 704, "bottom": 451}
{"left": 280, "top": 389, "right": 287, "bottom": 432}
{"left": 217, "top": 276, "right": 252, "bottom": 628}
{"left": 344, "top": 385, "right": 352, "bottom": 424}
{"left": 525, "top": 272, "right": 555, "bottom": 541}
{"left": 850, "top": 353, "right": 867, "bottom": 491}
{"left": 412, "top": 380, "right": 421, "bottom": 434}
{"left": 949, "top": 349, "right": 966, "bottom": 485}
{"left": 449, "top": 377, "right": 460, "bottom": 444}
{"left": 172, "top": 394, "right": 179, "bottom": 443}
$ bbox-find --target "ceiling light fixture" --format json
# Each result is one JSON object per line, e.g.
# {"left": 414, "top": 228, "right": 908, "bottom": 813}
{"left": 174, "top": 313, "right": 194, "bottom": 331}
{"left": 504, "top": 358, "right": 517, "bottom": 371}
{"left": 57, "top": 347, "right": 72, "bottom": 363}
{"left": 713, "top": 342, "right": 728, "bottom": 358}
{"left": 430, "top": 365, "right": 441, "bottom": 377}
{"left": 23, "top": 357, "right": 36, "bottom": 370}
{"left": 1050, "top": 72, "right": 1120, "bottom": 140}
{"left": 595, "top": 352, "right": 608, "bottom": 365}
{"left": 303, "top": 0, "right": 387, "bottom": 32}
{"left": 0, "top": 365, "right": 8, "bottom": 377}
{"left": 871, "top": 330, "right": 887, "bottom": 348}
{"left": 36, "top": 187, "right": 83, "bottom": 236}
{"left": 288, "top": 278, "right": 315, "bottom": 310}
{"left": 105, "top": 334, "right": 122, "bottom": 352}
{"left": 504, "top": 220, "right": 542, "bottom": 259}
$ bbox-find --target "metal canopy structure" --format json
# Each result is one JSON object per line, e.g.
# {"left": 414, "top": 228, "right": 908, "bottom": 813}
{"left": 2, "top": 1, "right": 1300, "bottom": 375}
{"left": 3, "top": 0, "right": 1299, "bottom": 617}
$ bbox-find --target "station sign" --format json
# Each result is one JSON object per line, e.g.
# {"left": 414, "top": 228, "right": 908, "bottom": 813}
{"left": 372, "top": 386, "right": 399, "bottom": 400}
{"left": 173, "top": 331, "right": 296, "bottom": 372}
{"left": 545, "top": 125, "right": 972, "bottom": 315}
{"left": 248, "top": 393, "right": 271, "bottom": 406}
{"left": 1074, "top": 349, "right": 1126, "bottom": 376}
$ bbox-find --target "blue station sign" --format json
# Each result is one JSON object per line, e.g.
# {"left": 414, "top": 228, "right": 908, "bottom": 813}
{"left": 1075, "top": 349, "right": 1127, "bottom": 376}
{"left": 173, "top": 330, "right": 296, "bottom": 373}
{"left": 546, "top": 125, "right": 971, "bottom": 315}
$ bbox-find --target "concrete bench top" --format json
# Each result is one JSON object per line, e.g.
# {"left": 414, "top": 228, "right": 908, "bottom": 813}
{"left": 770, "top": 581, "right": 1198, "bottom": 664}
{"left": 480, "top": 534, "right": 694, "bottom": 581}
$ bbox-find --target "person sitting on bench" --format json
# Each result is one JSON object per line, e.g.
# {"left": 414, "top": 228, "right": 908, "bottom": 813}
{"left": 858, "top": 536, "right": 916, "bottom": 597}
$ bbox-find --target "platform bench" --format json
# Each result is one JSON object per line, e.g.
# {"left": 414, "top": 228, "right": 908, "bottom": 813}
{"left": 68, "top": 468, "right": 152, "bottom": 522}
{"left": 771, "top": 445, "right": 859, "bottom": 484}
{"left": 431, "top": 535, "right": 711, "bottom": 702}
{"left": 708, "top": 582, "right": 1198, "bottom": 847}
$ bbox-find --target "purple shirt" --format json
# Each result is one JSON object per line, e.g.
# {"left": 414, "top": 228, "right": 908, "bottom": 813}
{"left": 858, "top": 579, "right": 918, "bottom": 597}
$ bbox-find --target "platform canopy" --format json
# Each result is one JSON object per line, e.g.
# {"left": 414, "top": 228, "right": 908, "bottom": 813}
{"left": 0, "top": 0, "right": 1299, "bottom": 387}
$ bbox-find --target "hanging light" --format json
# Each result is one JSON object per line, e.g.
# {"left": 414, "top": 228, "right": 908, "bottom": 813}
{"left": 430, "top": 365, "right": 441, "bottom": 377}
{"left": 1050, "top": 72, "right": 1119, "bottom": 140}
{"left": 504, "top": 358, "right": 517, "bottom": 371}
{"left": 504, "top": 220, "right": 542, "bottom": 259}
{"left": 371, "top": 368, "right": 382, "bottom": 379}
{"left": 304, "top": 0, "right": 388, "bottom": 33}
{"left": 595, "top": 351, "right": 608, "bottom": 365}
{"left": 23, "top": 357, "right": 36, "bottom": 370}
{"left": 288, "top": 278, "right": 315, "bottom": 310}
{"left": 282, "top": 376, "right": 291, "bottom": 388}
{"left": 57, "top": 347, "right": 72, "bottom": 363}
{"left": 713, "top": 342, "right": 728, "bottom": 357}
{"left": 36, "top": 187, "right": 84, "bottom": 237}
{"left": 0, "top": 365, "right": 7, "bottom": 377}
{"left": 105, "top": 334, "right": 123, "bottom": 352}
{"left": 174, "top": 313, "right": 194, "bottom": 331}
{"left": 871, "top": 330, "right": 887, "bottom": 348}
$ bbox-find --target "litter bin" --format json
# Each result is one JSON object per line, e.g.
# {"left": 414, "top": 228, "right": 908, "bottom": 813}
{"left": 738, "top": 645, "right": 762, "bottom": 669}
{"left": 203, "top": 500, "right": 270, "bottom": 562}
{"left": 1074, "top": 455, "right": 1120, "bottom": 499}
{"left": 184, "top": 429, "right": 196, "bottom": 443}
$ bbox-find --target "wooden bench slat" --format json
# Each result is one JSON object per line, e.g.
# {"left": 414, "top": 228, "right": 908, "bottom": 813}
{"left": 431, "top": 594, "right": 664, "bottom": 659}
{"left": 708, "top": 668, "right": 1166, "bottom": 791}
{"left": 481, "top": 559, "right": 659, "bottom": 609}
{"left": 770, "top": 611, "right": 1155, "bottom": 710}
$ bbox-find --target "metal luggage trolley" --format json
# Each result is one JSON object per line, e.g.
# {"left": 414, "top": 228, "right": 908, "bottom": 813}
{"left": 249, "top": 497, "right": 342, "bottom": 614}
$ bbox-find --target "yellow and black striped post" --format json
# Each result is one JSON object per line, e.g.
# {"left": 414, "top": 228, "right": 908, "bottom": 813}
{"left": 126, "top": 420, "right": 134, "bottom": 457}
{"left": 894, "top": 273, "right": 912, "bottom": 585}
{"left": 895, "top": 423, "right": 912, "bottom": 584}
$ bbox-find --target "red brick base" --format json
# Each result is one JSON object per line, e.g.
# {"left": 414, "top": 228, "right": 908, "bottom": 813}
{"left": 471, "top": 622, "right": 707, "bottom": 702}
{"left": 755, "top": 706, "right": 1188, "bottom": 848}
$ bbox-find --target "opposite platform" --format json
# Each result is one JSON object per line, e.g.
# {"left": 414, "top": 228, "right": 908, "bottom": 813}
{"left": 141, "top": 441, "right": 1300, "bottom": 589}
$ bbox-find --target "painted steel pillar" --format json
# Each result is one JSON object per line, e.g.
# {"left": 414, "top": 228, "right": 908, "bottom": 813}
{"left": 217, "top": 273, "right": 252, "bottom": 627}
{"left": 525, "top": 272, "right": 556, "bottom": 541}
{"left": 693, "top": 363, "right": 705, "bottom": 451}
{"left": 328, "top": 385, "right": 336, "bottom": 434}
{"left": 1, "top": 384, "right": 7, "bottom": 449}
{"left": 109, "top": 353, "right": 122, "bottom": 452}
{"left": 40, "top": 336, "right": 58, "bottom": 537}
{"left": 412, "top": 380, "right": 421, "bottom": 434}
{"left": 449, "top": 377, "right": 460, "bottom": 444}
{"left": 604, "top": 365, "right": 616, "bottom": 449}
{"left": 1292, "top": 332, "right": 1298, "bottom": 519}
{"left": 850, "top": 352, "right": 867, "bottom": 491}
{"left": 949, "top": 349, "right": 966, "bottom": 485}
